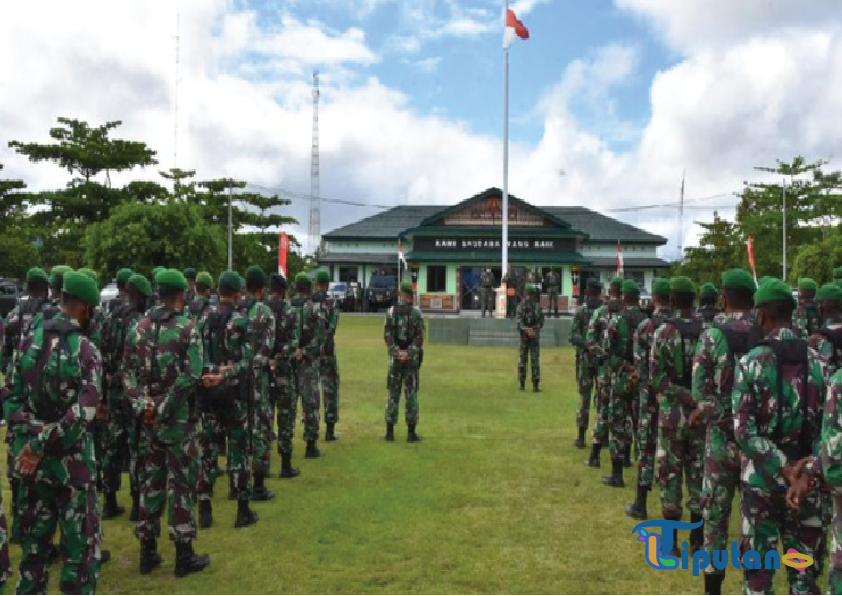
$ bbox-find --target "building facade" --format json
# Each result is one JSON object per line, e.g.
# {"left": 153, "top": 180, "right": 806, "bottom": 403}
{"left": 318, "top": 188, "right": 669, "bottom": 313}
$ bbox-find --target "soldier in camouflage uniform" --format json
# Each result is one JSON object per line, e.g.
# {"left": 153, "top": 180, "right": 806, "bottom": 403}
{"left": 315, "top": 270, "right": 341, "bottom": 442}
{"left": 516, "top": 284, "right": 544, "bottom": 392}
{"left": 266, "top": 274, "right": 301, "bottom": 479}
{"left": 290, "top": 273, "right": 326, "bottom": 458}
{"left": 240, "top": 266, "right": 275, "bottom": 501}
{"left": 809, "top": 283, "right": 842, "bottom": 376}
{"left": 384, "top": 282, "right": 425, "bottom": 442}
{"left": 187, "top": 272, "right": 214, "bottom": 323}
{"left": 732, "top": 278, "right": 825, "bottom": 594}
{"left": 545, "top": 268, "right": 560, "bottom": 318}
{"left": 5, "top": 271, "right": 101, "bottom": 594}
{"left": 183, "top": 268, "right": 197, "bottom": 304}
{"left": 196, "top": 271, "right": 259, "bottom": 529}
{"left": 480, "top": 268, "right": 495, "bottom": 318}
{"left": 650, "top": 276, "right": 705, "bottom": 553}
{"left": 626, "top": 278, "right": 671, "bottom": 520}
{"left": 794, "top": 277, "right": 821, "bottom": 339}
{"left": 124, "top": 269, "right": 210, "bottom": 577}
{"left": 585, "top": 277, "right": 623, "bottom": 468}
{"left": 602, "top": 280, "right": 646, "bottom": 488}
{"left": 697, "top": 282, "right": 721, "bottom": 327}
{"left": 688, "top": 269, "right": 759, "bottom": 594}
{"left": 569, "top": 279, "right": 603, "bottom": 448}
{"left": 0, "top": 318, "right": 8, "bottom": 592}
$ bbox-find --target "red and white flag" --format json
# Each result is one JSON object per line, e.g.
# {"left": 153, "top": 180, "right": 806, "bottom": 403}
{"left": 278, "top": 232, "right": 289, "bottom": 277}
{"left": 747, "top": 236, "right": 757, "bottom": 283}
{"left": 617, "top": 239, "right": 624, "bottom": 275}
{"left": 503, "top": 8, "right": 529, "bottom": 49}
{"left": 398, "top": 239, "right": 408, "bottom": 268}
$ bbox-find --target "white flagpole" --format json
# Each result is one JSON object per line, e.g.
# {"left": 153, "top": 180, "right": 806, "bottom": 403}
{"left": 502, "top": 0, "right": 509, "bottom": 279}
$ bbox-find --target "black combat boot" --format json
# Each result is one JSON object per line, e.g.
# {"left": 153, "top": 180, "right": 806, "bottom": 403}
{"left": 407, "top": 424, "right": 422, "bottom": 443}
{"left": 139, "top": 537, "right": 162, "bottom": 575}
{"left": 574, "top": 427, "right": 586, "bottom": 449}
{"left": 199, "top": 500, "right": 212, "bottom": 529}
{"left": 252, "top": 473, "right": 275, "bottom": 502}
{"left": 623, "top": 445, "right": 632, "bottom": 468}
{"left": 584, "top": 443, "right": 601, "bottom": 468}
{"left": 228, "top": 473, "right": 236, "bottom": 500}
{"left": 518, "top": 379, "right": 525, "bottom": 392}
{"left": 532, "top": 380, "right": 539, "bottom": 393}
{"left": 101, "top": 549, "right": 111, "bottom": 564}
{"left": 602, "top": 459, "right": 625, "bottom": 488}
{"left": 704, "top": 572, "right": 724, "bottom": 595}
{"left": 279, "top": 453, "right": 301, "bottom": 479}
{"left": 690, "top": 513, "right": 704, "bottom": 554}
{"left": 325, "top": 423, "right": 338, "bottom": 442}
{"left": 129, "top": 491, "right": 139, "bottom": 522}
{"left": 234, "top": 499, "right": 259, "bottom": 528}
{"left": 667, "top": 528, "right": 680, "bottom": 557}
{"left": 102, "top": 491, "right": 125, "bottom": 520}
{"left": 174, "top": 541, "right": 210, "bottom": 578}
{"left": 625, "top": 484, "right": 649, "bottom": 520}
{"left": 305, "top": 440, "right": 322, "bottom": 459}
{"left": 384, "top": 424, "right": 395, "bottom": 441}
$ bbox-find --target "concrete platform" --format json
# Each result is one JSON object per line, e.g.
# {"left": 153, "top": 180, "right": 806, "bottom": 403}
{"left": 427, "top": 315, "right": 573, "bottom": 347}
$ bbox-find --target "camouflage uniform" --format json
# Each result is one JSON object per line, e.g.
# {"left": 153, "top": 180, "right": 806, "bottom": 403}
{"left": 480, "top": 270, "right": 495, "bottom": 318}
{"left": 732, "top": 327, "right": 825, "bottom": 594}
{"left": 697, "top": 305, "right": 721, "bottom": 328}
{"left": 5, "top": 314, "right": 101, "bottom": 594}
{"left": 692, "top": 312, "right": 760, "bottom": 581}
{"left": 290, "top": 293, "right": 325, "bottom": 446}
{"left": 239, "top": 297, "right": 275, "bottom": 477}
{"left": 794, "top": 301, "right": 821, "bottom": 339}
{"left": 545, "top": 270, "right": 560, "bottom": 318}
{"left": 266, "top": 297, "right": 298, "bottom": 459}
{"left": 587, "top": 298, "right": 622, "bottom": 451}
{"left": 515, "top": 297, "right": 544, "bottom": 389}
{"left": 808, "top": 315, "right": 842, "bottom": 378}
{"left": 568, "top": 297, "right": 602, "bottom": 437}
{"left": 384, "top": 302, "right": 425, "bottom": 427}
{"left": 316, "top": 292, "right": 340, "bottom": 430}
{"left": 0, "top": 319, "right": 10, "bottom": 590}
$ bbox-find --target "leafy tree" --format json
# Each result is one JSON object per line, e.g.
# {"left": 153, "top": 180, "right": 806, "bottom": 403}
{"left": 673, "top": 212, "right": 743, "bottom": 284}
{"left": 0, "top": 164, "right": 38, "bottom": 278}
{"left": 791, "top": 230, "right": 842, "bottom": 285}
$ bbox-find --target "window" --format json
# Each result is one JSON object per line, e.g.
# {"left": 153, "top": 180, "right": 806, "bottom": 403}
{"left": 427, "top": 266, "right": 446, "bottom": 292}
{"left": 338, "top": 266, "right": 357, "bottom": 283}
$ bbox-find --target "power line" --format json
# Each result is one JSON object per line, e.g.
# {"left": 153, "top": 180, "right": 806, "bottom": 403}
{"left": 246, "top": 183, "right": 393, "bottom": 209}
{"left": 606, "top": 192, "right": 735, "bottom": 212}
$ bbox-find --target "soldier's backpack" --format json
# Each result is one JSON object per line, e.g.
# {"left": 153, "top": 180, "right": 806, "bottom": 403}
{"left": 106, "top": 303, "right": 139, "bottom": 374}
{"left": 713, "top": 322, "right": 764, "bottom": 370}
{"left": 32, "top": 318, "right": 81, "bottom": 422}
{"left": 699, "top": 306, "right": 721, "bottom": 324}
{"left": 607, "top": 299, "right": 622, "bottom": 315}
{"left": 804, "top": 302, "right": 821, "bottom": 336}
{"left": 621, "top": 309, "right": 645, "bottom": 363}
{"left": 20, "top": 297, "right": 60, "bottom": 343}
{"left": 188, "top": 298, "right": 207, "bottom": 320}
{"left": 817, "top": 327, "right": 842, "bottom": 370}
{"left": 202, "top": 307, "right": 235, "bottom": 406}
{"left": 666, "top": 317, "right": 704, "bottom": 388}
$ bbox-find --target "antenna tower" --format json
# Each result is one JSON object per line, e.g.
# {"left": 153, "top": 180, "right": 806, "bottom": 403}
{"left": 308, "top": 69, "right": 321, "bottom": 254}
{"left": 173, "top": 9, "right": 180, "bottom": 169}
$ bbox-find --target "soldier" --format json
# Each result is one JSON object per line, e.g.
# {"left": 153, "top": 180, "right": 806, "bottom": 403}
{"left": 687, "top": 269, "right": 759, "bottom": 594}
{"left": 187, "top": 272, "right": 214, "bottom": 323}
{"left": 585, "top": 277, "right": 623, "bottom": 468}
{"left": 795, "top": 277, "right": 821, "bottom": 338}
{"left": 384, "top": 282, "right": 425, "bottom": 442}
{"left": 650, "top": 276, "right": 705, "bottom": 553}
{"left": 516, "top": 284, "right": 544, "bottom": 392}
{"left": 732, "top": 278, "right": 825, "bottom": 594}
{"left": 810, "top": 283, "right": 842, "bottom": 375}
{"left": 123, "top": 269, "right": 210, "bottom": 577}
{"left": 545, "top": 268, "right": 561, "bottom": 318}
{"left": 102, "top": 268, "right": 132, "bottom": 314}
{"left": 184, "top": 268, "right": 197, "bottom": 303}
{"left": 569, "top": 279, "right": 603, "bottom": 448}
{"left": 602, "top": 280, "right": 646, "bottom": 488}
{"left": 49, "top": 265, "right": 72, "bottom": 307}
{"left": 196, "top": 271, "right": 259, "bottom": 529}
{"left": 697, "top": 283, "right": 720, "bottom": 326}
{"left": 5, "top": 271, "right": 101, "bottom": 593}
{"left": 266, "top": 274, "right": 301, "bottom": 479}
{"left": 480, "top": 267, "right": 495, "bottom": 318}
{"left": 101, "top": 273, "right": 153, "bottom": 520}
{"left": 289, "top": 272, "right": 325, "bottom": 459}
{"left": 626, "top": 277, "right": 671, "bottom": 519}
{"left": 240, "top": 266, "right": 275, "bottom": 501}
{"left": 314, "top": 270, "right": 341, "bottom": 442}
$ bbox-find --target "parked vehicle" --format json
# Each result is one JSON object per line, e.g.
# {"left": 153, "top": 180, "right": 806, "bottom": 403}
{"left": 327, "top": 282, "right": 358, "bottom": 311}
{"left": 0, "top": 279, "right": 21, "bottom": 318}
{"left": 100, "top": 281, "right": 119, "bottom": 312}
{"left": 364, "top": 274, "right": 397, "bottom": 312}
{"left": 347, "top": 282, "right": 362, "bottom": 312}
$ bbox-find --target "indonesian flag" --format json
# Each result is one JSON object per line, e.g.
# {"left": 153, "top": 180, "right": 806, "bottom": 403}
{"left": 503, "top": 8, "right": 529, "bottom": 49}
{"left": 617, "top": 239, "right": 624, "bottom": 275}
{"left": 398, "top": 239, "right": 408, "bottom": 268}
{"left": 278, "top": 232, "right": 289, "bottom": 277}
{"left": 747, "top": 236, "right": 757, "bottom": 284}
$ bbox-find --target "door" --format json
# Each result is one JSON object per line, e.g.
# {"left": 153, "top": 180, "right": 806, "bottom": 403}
{"left": 461, "top": 267, "right": 482, "bottom": 310}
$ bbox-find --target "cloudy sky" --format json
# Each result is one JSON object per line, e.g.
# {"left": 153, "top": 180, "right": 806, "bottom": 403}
{"left": 1, "top": 0, "right": 841, "bottom": 258}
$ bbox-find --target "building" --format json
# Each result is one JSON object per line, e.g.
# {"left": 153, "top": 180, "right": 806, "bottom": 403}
{"left": 319, "top": 187, "right": 669, "bottom": 313}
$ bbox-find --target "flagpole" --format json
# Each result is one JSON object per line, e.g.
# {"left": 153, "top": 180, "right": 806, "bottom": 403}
{"left": 502, "top": 2, "right": 510, "bottom": 279}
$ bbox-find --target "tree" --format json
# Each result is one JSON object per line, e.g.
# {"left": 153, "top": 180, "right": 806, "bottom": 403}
{"left": 0, "top": 164, "right": 39, "bottom": 278}
{"left": 669, "top": 212, "right": 743, "bottom": 284}
{"left": 791, "top": 230, "right": 842, "bottom": 285}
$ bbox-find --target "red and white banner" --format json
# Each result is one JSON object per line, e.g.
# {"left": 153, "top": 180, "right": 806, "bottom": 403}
{"left": 503, "top": 8, "right": 529, "bottom": 49}
{"left": 278, "top": 232, "right": 289, "bottom": 277}
{"left": 398, "top": 239, "right": 408, "bottom": 268}
{"left": 747, "top": 236, "right": 757, "bottom": 283}
{"left": 617, "top": 239, "right": 624, "bottom": 275}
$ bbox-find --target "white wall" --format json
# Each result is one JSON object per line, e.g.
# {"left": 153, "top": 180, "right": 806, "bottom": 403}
{"left": 580, "top": 243, "right": 658, "bottom": 258}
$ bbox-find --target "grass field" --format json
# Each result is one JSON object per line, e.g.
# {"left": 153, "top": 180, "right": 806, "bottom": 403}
{"left": 3, "top": 316, "right": 807, "bottom": 593}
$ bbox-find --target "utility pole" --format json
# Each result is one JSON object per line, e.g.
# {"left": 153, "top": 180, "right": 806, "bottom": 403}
{"left": 228, "top": 182, "right": 233, "bottom": 270}
{"left": 678, "top": 169, "right": 685, "bottom": 258}
{"left": 308, "top": 70, "right": 321, "bottom": 255}
{"left": 173, "top": 9, "right": 180, "bottom": 170}
{"left": 782, "top": 178, "right": 787, "bottom": 281}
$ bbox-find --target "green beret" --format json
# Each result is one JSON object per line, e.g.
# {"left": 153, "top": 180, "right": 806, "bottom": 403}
{"left": 245, "top": 266, "right": 267, "bottom": 288}
{"left": 400, "top": 281, "right": 414, "bottom": 294}
{"left": 699, "top": 283, "right": 719, "bottom": 299}
{"left": 116, "top": 268, "right": 134, "bottom": 284}
{"left": 62, "top": 271, "right": 100, "bottom": 307}
{"left": 295, "top": 272, "right": 312, "bottom": 286}
{"left": 526, "top": 284, "right": 539, "bottom": 294}
{"left": 127, "top": 274, "right": 153, "bottom": 298}
{"left": 609, "top": 277, "right": 623, "bottom": 288}
{"left": 754, "top": 278, "right": 795, "bottom": 308}
{"left": 670, "top": 276, "right": 696, "bottom": 295}
{"left": 196, "top": 272, "right": 214, "bottom": 288}
{"left": 798, "top": 278, "right": 817, "bottom": 292}
{"left": 721, "top": 269, "right": 756, "bottom": 293}
{"left": 315, "top": 270, "right": 330, "bottom": 284}
{"left": 816, "top": 283, "right": 842, "bottom": 303}
{"left": 78, "top": 268, "right": 98, "bottom": 286}
{"left": 622, "top": 280, "right": 640, "bottom": 296}
{"left": 152, "top": 266, "right": 164, "bottom": 275}
{"left": 157, "top": 269, "right": 188, "bottom": 291}
{"left": 759, "top": 276, "right": 775, "bottom": 286}
{"left": 218, "top": 271, "right": 243, "bottom": 293}
{"left": 50, "top": 265, "right": 72, "bottom": 276}
{"left": 586, "top": 279, "right": 602, "bottom": 290}
{"left": 651, "top": 278, "right": 671, "bottom": 297}
{"left": 834, "top": 267, "right": 842, "bottom": 279}
{"left": 183, "top": 267, "right": 197, "bottom": 280}
{"left": 26, "top": 267, "right": 49, "bottom": 284}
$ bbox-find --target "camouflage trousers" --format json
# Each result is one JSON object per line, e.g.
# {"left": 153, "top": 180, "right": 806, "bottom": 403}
{"left": 656, "top": 425, "right": 704, "bottom": 520}
{"left": 199, "top": 412, "right": 223, "bottom": 494}
{"left": 828, "top": 495, "right": 842, "bottom": 595}
{"left": 575, "top": 360, "right": 598, "bottom": 431}
{"left": 480, "top": 288, "right": 494, "bottom": 317}
{"left": 518, "top": 338, "right": 540, "bottom": 384}
{"left": 700, "top": 426, "right": 740, "bottom": 576}
{"left": 198, "top": 399, "right": 251, "bottom": 501}
{"left": 386, "top": 360, "right": 419, "bottom": 425}
{"left": 739, "top": 484, "right": 824, "bottom": 594}
{"left": 6, "top": 445, "right": 19, "bottom": 545}
{"left": 608, "top": 377, "right": 634, "bottom": 460}
{"left": 17, "top": 481, "right": 97, "bottom": 595}
{"left": 252, "top": 371, "right": 272, "bottom": 475}
{"left": 294, "top": 359, "right": 321, "bottom": 442}
{"left": 0, "top": 484, "right": 10, "bottom": 592}
{"left": 548, "top": 291, "right": 559, "bottom": 317}
{"left": 137, "top": 432, "right": 198, "bottom": 544}
{"left": 636, "top": 386, "right": 658, "bottom": 487}
{"left": 101, "top": 398, "right": 131, "bottom": 493}
{"left": 275, "top": 366, "right": 298, "bottom": 455}
{"left": 320, "top": 353, "right": 340, "bottom": 425}
{"left": 591, "top": 367, "right": 611, "bottom": 445}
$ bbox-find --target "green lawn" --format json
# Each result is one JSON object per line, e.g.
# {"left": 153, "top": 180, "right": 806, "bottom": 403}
{"left": 3, "top": 317, "right": 806, "bottom": 593}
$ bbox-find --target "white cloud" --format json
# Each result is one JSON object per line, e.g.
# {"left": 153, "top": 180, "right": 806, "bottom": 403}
{"left": 415, "top": 56, "right": 443, "bottom": 72}
{"left": 510, "top": 0, "right": 552, "bottom": 16}
{"left": 386, "top": 0, "right": 497, "bottom": 55}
